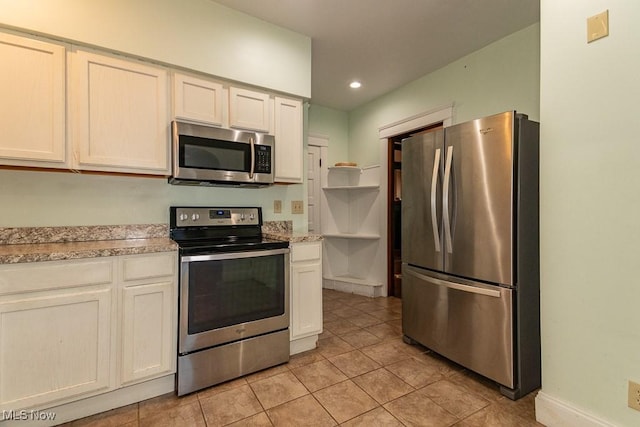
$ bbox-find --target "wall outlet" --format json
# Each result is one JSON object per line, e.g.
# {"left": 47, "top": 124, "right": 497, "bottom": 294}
{"left": 274, "top": 200, "right": 282, "bottom": 214}
{"left": 291, "top": 200, "right": 304, "bottom": 214}
{"left": 628, "top": 380, "right": 640, "bottom": 411}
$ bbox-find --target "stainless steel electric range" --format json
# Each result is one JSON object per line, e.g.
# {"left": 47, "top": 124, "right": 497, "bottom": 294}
{"left": 170, "top": 206, "right": 290, "bottom": 396}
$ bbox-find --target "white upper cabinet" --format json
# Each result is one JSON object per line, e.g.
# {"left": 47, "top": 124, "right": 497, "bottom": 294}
{"left": 173, "top": 73, "right": 225, "bottom": 127}
{"left": 274, "top": 97, "right": 303, "bottom": 183}
{"left": 1, "top": 29, "right": 306, "bottom": 180}
{"left": 0, "top": 32, "right": 67, "bottom": 168}
{"left": 69, "top": 49, "right": 170, "bottom": 175}
{"left": 229, "top": 87, "right": 270, "bottom": 132}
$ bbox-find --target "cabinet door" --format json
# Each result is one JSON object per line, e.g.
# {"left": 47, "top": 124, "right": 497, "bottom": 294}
{"left": 0, "top": 288, "right": 112, "bottom": 411}
{"left": 120, "top": 281, "right": 175, "bottom": 385}
{"left": 290, "top": 243, "right": 323, "bottom": 340}
{"left": 173, "top": 73, "right": 225, "bottom": 126}
{"left": 274, "top": 97, "right": 303, "bottom": 183}
{"left": 69, "top": 49, "right": 169, "bottom": 174}
{"left": 229, "top": 87, "right": 270, "bottom": 132}
{"left": 0, "top": 32, "right": 67, "bottom": 167}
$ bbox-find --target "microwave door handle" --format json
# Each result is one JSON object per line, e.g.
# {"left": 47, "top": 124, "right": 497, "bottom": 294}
{"left": 249, "top": 136, "right": 255, "bottom": 179}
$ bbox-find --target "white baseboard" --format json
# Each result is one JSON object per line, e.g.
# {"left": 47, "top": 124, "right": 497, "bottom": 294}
{"left": 535, "top": 391, "right": 616, "bottom": 427}
{"left": 323, "top": 278, "right": 383, "bottom": 297}
{"left": 1, "top": 375, "right": 175, "bottom": 427}
{"left": 290, "top": 335, "right": 318, "bottom": 355}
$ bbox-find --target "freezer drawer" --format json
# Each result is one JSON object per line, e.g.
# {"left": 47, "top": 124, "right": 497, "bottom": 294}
{"left": 402, "top": 265, "right": 514, "bottom": 388}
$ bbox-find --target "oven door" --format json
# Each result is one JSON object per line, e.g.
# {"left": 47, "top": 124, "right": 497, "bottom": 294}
{"left": 179, "top": 248, "right": 289, "bottom": 355}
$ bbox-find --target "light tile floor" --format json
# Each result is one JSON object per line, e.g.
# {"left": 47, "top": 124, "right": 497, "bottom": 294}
{"left": 64, "top": 289, "right": 543, "bottom": 426}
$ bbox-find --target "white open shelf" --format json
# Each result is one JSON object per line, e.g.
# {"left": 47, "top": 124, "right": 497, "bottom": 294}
{"left": 322, "top": 185, "right": 379, "bottom": 191}
{"left": 321, "top": 165, "right": 385, "bottom": 297}
{"left": 323, "top": 274, "right": 382, "bottom": 287}
{"left": 323, "top": 233, "right": 380, "bottom": 240}
{"left": 327, "top": 166, "right": 361, "bottom": 172}
{"left": 323, "top": 273, "right": 384, "bottom": 298}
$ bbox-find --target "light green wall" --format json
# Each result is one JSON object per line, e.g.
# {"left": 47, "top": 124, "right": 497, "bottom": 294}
{"left": 348, "top": 23, "right": 540, "bottom": 167}
{"left": 0, "top": 0, "right": 310, "bottom": 230}
{"left": 0, "top": 169, "right": 305, "bottom": 229}
{"left": 540, "top": 1, "right": 640, "bottom": 425}
{"left": 307, "top": 104, "right": 349, "bottom": 165}
{"left": 0, "top": 0, "right": 311, "bottom": 97}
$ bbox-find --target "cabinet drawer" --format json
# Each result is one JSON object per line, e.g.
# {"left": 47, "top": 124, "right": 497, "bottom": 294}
{"left": 121, "top": 253, "right": 176, "bottom": 282}
{"left": 0, "top": 259, "right": 113, "bottom": 296}
{"left": 290, "top": 243, "right": 321, "bottom": 262}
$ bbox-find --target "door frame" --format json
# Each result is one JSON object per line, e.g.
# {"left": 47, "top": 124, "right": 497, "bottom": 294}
{"left": 307, "top": 134, "right": 328, "bottom": 234}
{"left": 378, "top": 104, "right": 454, "bottom": 297}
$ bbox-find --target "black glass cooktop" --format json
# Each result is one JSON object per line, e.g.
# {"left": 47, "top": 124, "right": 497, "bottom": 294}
{"left": 174, "top": 237, "right": 289, "bottom": 255}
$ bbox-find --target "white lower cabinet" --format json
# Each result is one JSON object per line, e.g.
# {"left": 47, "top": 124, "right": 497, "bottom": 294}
{"left": 120, "top": 281, "right": 175, "bottom": 385}
{"left": 120, "top": 253, "right": 177, "bottom": 386}
{"left": 0, "top": 252, "right": 177, "bottom": 415}
{"left": 0, "top": 285, "right": 113, "bottom": 411}
{"left": 0, "top": 259, "right": 115, "bottom": 412}
{"left": 289, "top": 241, "right": 323, "bottom": 355}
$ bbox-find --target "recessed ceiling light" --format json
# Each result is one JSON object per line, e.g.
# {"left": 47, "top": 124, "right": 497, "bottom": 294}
{"left": 349, "top": 81, "right": 362, "bottom": 89}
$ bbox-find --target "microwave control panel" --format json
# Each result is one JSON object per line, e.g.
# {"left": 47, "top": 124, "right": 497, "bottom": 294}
{"left": 255, "top": 145, "right": 271, "bottom": 173}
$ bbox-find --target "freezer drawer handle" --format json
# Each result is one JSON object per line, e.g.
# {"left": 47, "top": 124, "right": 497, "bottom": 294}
{"left": 443, "top": 145, "right": 454, "bottom": 253}
{"left": 431, "top": 148, "right": 442, "bottom": 253}
{"left": 406, "top": 267, "right": 501, "bottom": 298}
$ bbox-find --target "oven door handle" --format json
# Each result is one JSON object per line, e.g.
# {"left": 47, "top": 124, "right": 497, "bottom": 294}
{"left": 181, "top": 248, "right": 290, "bottom": 262}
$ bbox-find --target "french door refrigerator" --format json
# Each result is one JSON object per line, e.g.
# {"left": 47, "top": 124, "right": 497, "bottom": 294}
{"left": 401, "top": 111, "right": 540, "bottom": 399}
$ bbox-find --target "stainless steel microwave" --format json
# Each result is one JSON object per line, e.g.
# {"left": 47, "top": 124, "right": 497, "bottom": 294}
{"left": 169, "top": 121, "right": 274, "bottom": 187}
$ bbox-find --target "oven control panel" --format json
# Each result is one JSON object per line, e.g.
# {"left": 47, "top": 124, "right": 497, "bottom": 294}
{"left": 173, "top": 207, "right": 261, "bottom": 227}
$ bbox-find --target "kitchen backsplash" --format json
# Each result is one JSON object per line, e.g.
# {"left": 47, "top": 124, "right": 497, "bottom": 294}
{"left": 262, "top": 220, "right": 293, "bottom": 234}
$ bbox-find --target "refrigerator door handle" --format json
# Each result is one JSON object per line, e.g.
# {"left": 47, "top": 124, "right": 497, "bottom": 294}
{"left": 443, "top": 145, "right": 454, "bottom": 253}
{"left": 430, "top": 148, "right": 442, "bottom": 253}
{"left": 405, "top": 267, "right": 501, "bottom": 298}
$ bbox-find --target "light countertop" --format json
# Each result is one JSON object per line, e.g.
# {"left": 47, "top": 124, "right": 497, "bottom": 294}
{"left": 0, "top": 222, "right": 322, "bottom": 264}
{"left": 0, "top": 224, "right": 176, "bottom": 264}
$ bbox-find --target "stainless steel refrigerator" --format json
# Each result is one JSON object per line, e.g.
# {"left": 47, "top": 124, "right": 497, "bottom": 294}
{"left": 401, "top": 111, "right": 540, "bottom": 399}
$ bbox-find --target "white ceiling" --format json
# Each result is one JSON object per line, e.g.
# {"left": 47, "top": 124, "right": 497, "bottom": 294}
{"left": 213, "top": 0, "right": 540, "bottom": 112}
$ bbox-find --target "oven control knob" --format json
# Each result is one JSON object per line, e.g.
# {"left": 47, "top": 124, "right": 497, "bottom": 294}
{"left": 191, "top": 213, "right": 200, "bottom": 221}
{"left": 249, "top": 213, "right": 255, "bottom": 221}
{"left": 239, "top": 213, "right": 245, "bottom": 222}
{"left": 179, "top": 213, "right": 188, "bottom": 221}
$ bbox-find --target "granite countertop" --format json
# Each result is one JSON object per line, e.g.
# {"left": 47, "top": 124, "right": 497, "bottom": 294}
{"left": 0, "top": 224, "right": 177, "bottom": 264}
{"left": 0, "top": 221, "right": 322, "bottom": 265}
{"left": 262, "top": 221, "right": 323, "bottom": 244}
